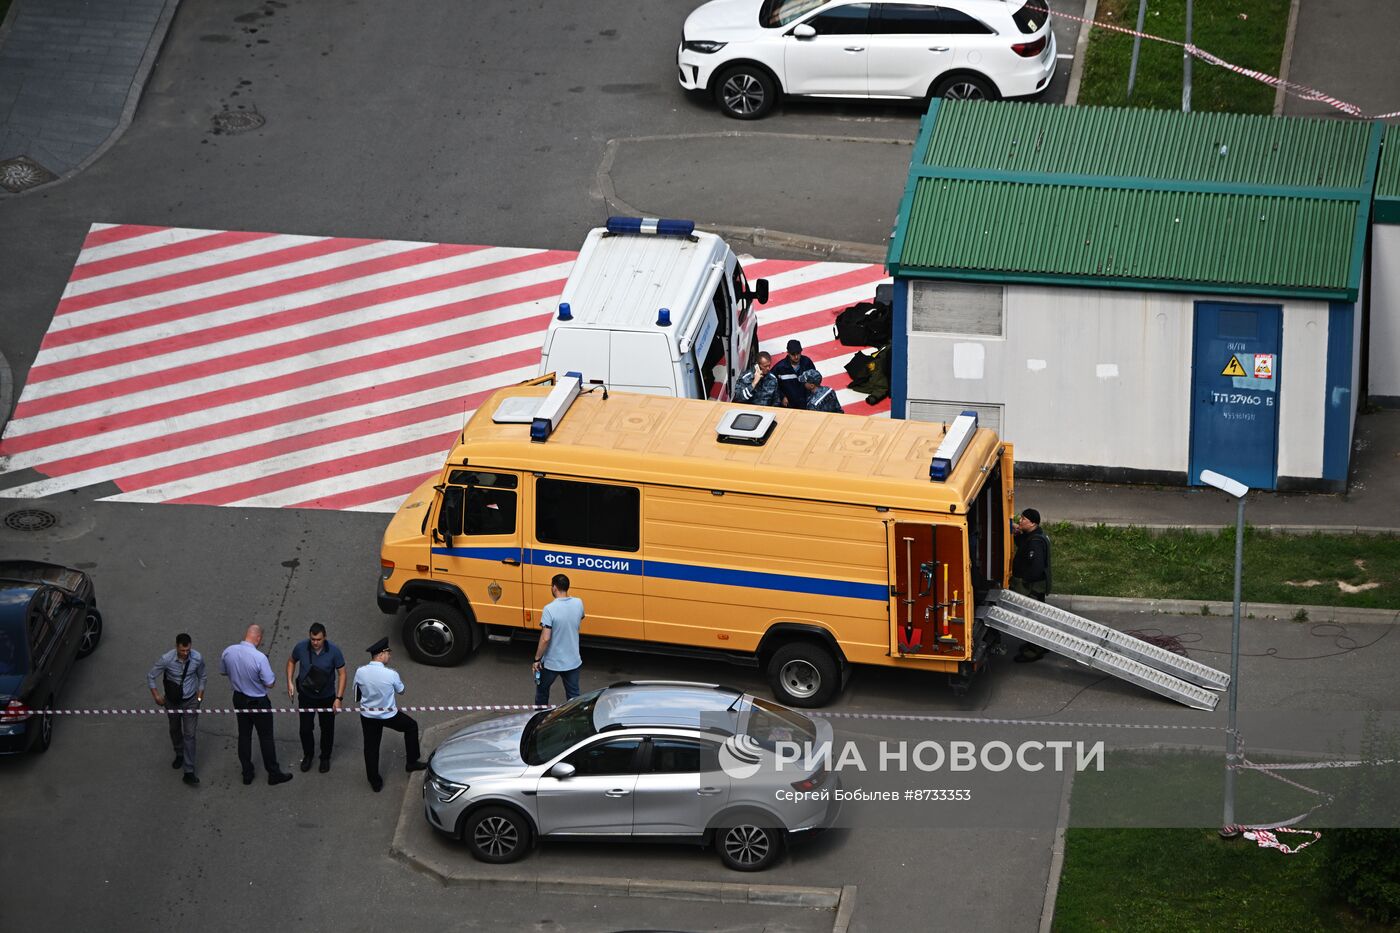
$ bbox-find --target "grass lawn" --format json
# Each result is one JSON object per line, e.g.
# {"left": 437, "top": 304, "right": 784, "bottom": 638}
{"left": 1057, "top": 750, "right": 1399, "bottom": 930}
{"left": 1053, "top": 524, "right": 1400, "bottom": 610}
{"left": 1077, "top": 0, "right": 1291, "bottom": 114}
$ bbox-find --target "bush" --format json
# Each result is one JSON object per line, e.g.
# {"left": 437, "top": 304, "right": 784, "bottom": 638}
{"left": 1325, "top": 830, "right": 1400, "bottom": 924}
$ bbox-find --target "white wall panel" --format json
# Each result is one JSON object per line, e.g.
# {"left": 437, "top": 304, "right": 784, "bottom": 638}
{"left": 1370, "top": 226, "right": 1400, "bottom": 399}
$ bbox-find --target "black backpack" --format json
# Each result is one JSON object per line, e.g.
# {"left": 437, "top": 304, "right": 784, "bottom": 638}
{"left": 833, "top": 284, "right": 893, "bottom": 347}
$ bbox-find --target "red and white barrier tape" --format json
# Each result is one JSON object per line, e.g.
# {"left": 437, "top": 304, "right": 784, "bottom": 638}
{"left": 1029, "top": 2, "right": 1400, "bottom": 119}
{"left": 1224, "top": 825, "right": 1323, "bottom": 854}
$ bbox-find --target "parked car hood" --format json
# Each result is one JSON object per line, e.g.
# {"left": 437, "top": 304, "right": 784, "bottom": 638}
{"left": 430, "top": 712, "right": 534, "bottom": 779}
{"left": 684, "top": 0, "right": 767, "bottom": 39}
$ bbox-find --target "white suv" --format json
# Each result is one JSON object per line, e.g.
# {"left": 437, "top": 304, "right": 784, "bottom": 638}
{"left": 678, "top": 0, "right": 1056, "bottom": 119}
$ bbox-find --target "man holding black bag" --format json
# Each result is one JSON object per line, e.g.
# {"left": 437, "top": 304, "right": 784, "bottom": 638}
{"left": 286, "top": 623, "right": 347, "bottom": 773}
{"left": 147, "top": 633, "right": 207, "bottom": 786}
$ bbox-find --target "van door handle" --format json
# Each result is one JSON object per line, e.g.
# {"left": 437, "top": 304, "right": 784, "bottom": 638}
{"left": 697, "top": 787, "right": 723, "bottom": 796}
{"left": 501, "top": 558, "right": 520, "bottom": 566}
{"left": 928, "top": 46, "right": 950, "bottom": 52}
{"left": 604, "top": 788, "right": 632, "bottom": 798}
{"left": 843, "top": 46, "right": 865, "bottom": 53}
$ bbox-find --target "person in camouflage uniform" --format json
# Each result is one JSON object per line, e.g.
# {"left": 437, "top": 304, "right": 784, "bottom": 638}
{"left": 735, "top": 351, "right": 781, "bottom": 406}
{"left": 800, "top": 369, "right": 844, "bottom": 414}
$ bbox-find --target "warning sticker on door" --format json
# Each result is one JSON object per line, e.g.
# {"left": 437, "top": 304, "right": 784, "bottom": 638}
{"left": 1253, "top": 354, "right": 1274, "bottom": 379}
{"left": 1222, "top": 355, "right": 1247, "bottom": 377}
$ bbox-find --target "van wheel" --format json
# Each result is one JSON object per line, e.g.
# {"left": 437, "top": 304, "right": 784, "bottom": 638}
{"left": 767, "top": 642, "right": 839, "bottom": 708}
{"left": 715, "top": 65, "right": 776, "bottom": 119}
{"left": 403, "top": 602, "right": 476, "bottom": 666}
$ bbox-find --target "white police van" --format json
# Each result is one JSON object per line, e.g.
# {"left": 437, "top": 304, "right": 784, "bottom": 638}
{"left": 537, "top": 217, "right": 769, "bottom": 400}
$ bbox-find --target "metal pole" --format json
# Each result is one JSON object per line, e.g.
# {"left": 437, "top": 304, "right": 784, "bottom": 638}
{"left": 1221, "top": 495, "right": 1245, "bottom": 832}
{"left": 1183, "top": 0, "right": 1194, "bottom": 112}
{"left": 1127, "top": 0, "right": 1148, "bottom": 99}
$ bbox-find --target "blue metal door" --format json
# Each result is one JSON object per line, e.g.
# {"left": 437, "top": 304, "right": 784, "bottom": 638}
{"left": 1189, "top": 302, "right": 1282, "bottom": 490}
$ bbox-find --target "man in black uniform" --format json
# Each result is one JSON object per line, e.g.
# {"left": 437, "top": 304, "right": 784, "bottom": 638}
{"left": 771, "top": 339, "right": 815, "bottom": 409}
{"left": 1010, "top": 508, "right": 1052, "bottom": 662}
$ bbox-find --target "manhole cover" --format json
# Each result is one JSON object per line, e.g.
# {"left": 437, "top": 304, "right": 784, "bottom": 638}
{"left": 0, "top": 156, "right": 59, "bottom": 193}
{"left": 211, "top": 110, "right": 266, "bottom": 134}
{"left": 4, "top": 508, "right": 59, "bottom": 532}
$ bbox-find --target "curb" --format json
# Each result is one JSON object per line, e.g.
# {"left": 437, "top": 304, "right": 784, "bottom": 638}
{"left": 1038, "top": 769, "right": 1074, "bottom": 933}
{"left": 1273, "top": 0, "right": 1302, "bottom": 116}
{"left": 596, "top": 132, "right": 895, "bottom": 263}
{"left": 390, "top": 716, "right": 853, "bottom": 923}
{"left": 1053, "top": 593, "right": 1400, "bottom": 626}
{"left": 1062, "top": 0, "right": 1098, "bottom": 106}
{"left": 0, "top": 345, "right": 12, "bottom": 436}
{"left": 1055, "top": 520, "right": 1397, "bottom": 536}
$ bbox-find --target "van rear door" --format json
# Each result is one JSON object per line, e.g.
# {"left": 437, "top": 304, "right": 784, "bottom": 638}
{"left": 887, "top": 521, "right": 968, "bottom": 657}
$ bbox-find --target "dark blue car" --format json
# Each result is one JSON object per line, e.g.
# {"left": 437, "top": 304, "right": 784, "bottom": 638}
{"left": 0, "top": 561, "right": 102, "bottom": 754}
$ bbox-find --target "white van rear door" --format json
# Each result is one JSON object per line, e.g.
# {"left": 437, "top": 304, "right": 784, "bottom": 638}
{"left": 610, "top": 331, "right": 678, "bottom": 396}
{"left": 542, "top": 328, "right": 610, "bottom": 384}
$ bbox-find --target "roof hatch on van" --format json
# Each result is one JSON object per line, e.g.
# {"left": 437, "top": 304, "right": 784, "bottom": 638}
{"left": 716, "top": 408, "right": 776, "bottom": 446}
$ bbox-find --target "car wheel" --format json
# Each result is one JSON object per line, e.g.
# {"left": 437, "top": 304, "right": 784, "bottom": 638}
{"left": 34, "top": 700, "right": 54, "bottom": 753}
{"left": 77, "top": 608, "right": 102, "bottom": 659}
{"left": 716, "top": 819, "right": 783, "bottom": 871}
{"left": 402, "top": 601, "right": 476, "bottom": 666}
{"left": 715, "top": 66, "right": 777, "bottom": 120}
{"left": 767, "top": 641, "right": 840, "bottom": 708}
{"left": 932, "top": 73, "right": 997, "bottom": 101}
{"left": 464, "top": 805, "right": 533, "bottom": 864}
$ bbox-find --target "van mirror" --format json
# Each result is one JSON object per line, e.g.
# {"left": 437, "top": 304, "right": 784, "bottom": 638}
{"left": 549, "top": 762, "right": 576, "bottom": 779}
{"left": 792, "top": 23, "right": 816, "bottom": 39}
{"left": 753, "top": 278, "right": 770, "bottom": 305}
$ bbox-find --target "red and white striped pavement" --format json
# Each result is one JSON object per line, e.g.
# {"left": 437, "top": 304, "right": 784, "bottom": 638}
{"left": 0, "top": 224, "right": 890, "bottom": 513}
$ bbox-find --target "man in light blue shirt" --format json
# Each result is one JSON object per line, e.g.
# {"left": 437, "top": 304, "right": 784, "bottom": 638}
{"left": 147, "top": 633, "right": 207, "bottom": 786}
{"left": 532, "top": 573, "right": 584, "bottom": 706}
{"left": 220, "top": 624, "right": 292, "bottom": 787}
{"left": 353, "top": 637, "right": 426, "bottom": 793}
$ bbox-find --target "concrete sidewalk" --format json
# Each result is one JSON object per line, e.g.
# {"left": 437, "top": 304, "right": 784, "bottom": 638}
{"left": 0, "top": 0, "right": 177, "bottom": 193}
{"left": 1282, "top": 0, "right": 1400, "bottom": 121}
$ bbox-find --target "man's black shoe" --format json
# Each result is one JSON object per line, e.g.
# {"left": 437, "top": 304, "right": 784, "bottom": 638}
{"left": 406, "top": 760, "right": 427, "bottom": 773}
{"left": 183, "top": 772, "right": 200, "bottom": 786}
{"left": 319, "top": 760, "right": 331, "bottom": 773}
{"left": 171, "top": 754, "right": 184, "bottom": 769}
{"left": 242, "top": 773, "right": 255, "bottom": 786}
{"left": 268, "top": 771, "right": 294, "bottom": 786}
{"left": 1013, "top": 645, "right": 1049, "bottom": 663}
{"left": 370, "top": 777, "right": 384, "bottom": 793}
{"left": 300, "top": 755, "right": 313, "bottom": 773}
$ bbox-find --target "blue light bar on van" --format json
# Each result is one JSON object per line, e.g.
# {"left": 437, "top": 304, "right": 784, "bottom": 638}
{"left": 605, "top": 216, "right": 696, "bottom": 237}
{"left": 929, "top": 410, "right": 979, "bottom": 481}
{"left": 530, "top": 374, "right": 583, "bottom": 443}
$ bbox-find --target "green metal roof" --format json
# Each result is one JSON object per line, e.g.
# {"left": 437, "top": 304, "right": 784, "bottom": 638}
{"left": 1376, "top": 125, "right": 1400, "bottom": 224}
{"left": 888, "top": 101, "right": 1384, "bottom": 300}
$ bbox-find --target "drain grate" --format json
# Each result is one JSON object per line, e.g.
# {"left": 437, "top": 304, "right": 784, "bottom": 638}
{"left": 211, "top": 110, "right": 266, "bottom": 134}
{"left": 0, "top": 156, "right": 59, "bottom": 193}
{"left": 4, "top": 508, "right": 59, "bottom": 532}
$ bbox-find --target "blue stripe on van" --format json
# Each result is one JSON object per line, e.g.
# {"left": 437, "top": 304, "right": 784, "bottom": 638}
{"left": 429, "top": 547, "right": 887, "bottom": 602}
{"left": 645, "top": 560, "right": 888, "bottom": 602}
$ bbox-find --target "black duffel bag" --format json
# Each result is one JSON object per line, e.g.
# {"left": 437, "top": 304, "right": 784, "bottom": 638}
{"left": 833, "top": 299, "right": 892, "bottom": 347}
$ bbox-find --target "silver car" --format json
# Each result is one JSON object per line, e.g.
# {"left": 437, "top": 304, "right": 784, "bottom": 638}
{"left": 423, "top": 681, "right": 838, "bottom": 871}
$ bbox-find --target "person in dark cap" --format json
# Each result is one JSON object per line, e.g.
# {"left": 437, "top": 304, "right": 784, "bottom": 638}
{"left": 799, "top": 369, "right": 844, "bottom": 413}
{"left": 771, "top": 338, "right": 814, "bottom": 409}
{"left": 353, "top": 637, "right": 426, "bottom": 792}
{"left": 1010, "top": 508, "right": 1053, "bottom": 662}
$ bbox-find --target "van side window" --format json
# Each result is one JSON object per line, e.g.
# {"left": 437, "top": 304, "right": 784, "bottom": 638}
{"left": 439, "top": 472, "right": 519, "bottom": 537}
{"left": 536, "top": 479, "right": 640, "bottom": 552}
{"left": 733, "top": 265, "right": 751, "bottom": 323}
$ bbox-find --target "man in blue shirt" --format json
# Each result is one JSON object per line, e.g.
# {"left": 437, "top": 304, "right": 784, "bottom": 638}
{"left": 771, "top": 339, "right": 815, "bottom": 409}
{"left": 147, "top": 633, "right": 207, "bottom": 786}
{"left": 354, "top": 637, "right": 426, "bottom": 793}
{"left": 532, "top": 574, "right": 584, "bottom": 706}
{"left": 220, "top": 624, "right": 293, "bottom": 786}
{"left": 285, "top": 623, "right": 347, "bottom": 773}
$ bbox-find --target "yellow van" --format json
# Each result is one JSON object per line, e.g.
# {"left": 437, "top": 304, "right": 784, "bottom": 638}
{"left": 377, "top": 375, "right": 1015, "bottom": 706}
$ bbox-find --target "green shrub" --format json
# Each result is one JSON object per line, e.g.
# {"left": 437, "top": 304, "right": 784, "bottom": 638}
{"left": 1325, "top": 830, "right": 1400, "bottom": 924}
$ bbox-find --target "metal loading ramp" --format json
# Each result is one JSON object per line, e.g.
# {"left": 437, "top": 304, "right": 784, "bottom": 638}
{"left": 981, "top": 589, "right": 1230, "bottom": 711}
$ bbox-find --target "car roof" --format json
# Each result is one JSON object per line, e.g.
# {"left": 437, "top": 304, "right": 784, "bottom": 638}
{"left": 593, "top": 683, "right": 746, "bottom": 733}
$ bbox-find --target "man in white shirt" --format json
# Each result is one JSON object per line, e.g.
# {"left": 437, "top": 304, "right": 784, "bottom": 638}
{"left": 353, "top": 637, "right": 426, "bottom": 792}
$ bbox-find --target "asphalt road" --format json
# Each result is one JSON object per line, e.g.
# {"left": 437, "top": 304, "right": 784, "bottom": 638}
{"left": 0, "top": 1, "right": 1293, "bottom": 931}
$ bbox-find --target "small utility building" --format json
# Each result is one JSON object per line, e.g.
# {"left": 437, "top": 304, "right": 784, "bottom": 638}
{"left": 886, "top": 100, "right": 1381, "bottom": 492}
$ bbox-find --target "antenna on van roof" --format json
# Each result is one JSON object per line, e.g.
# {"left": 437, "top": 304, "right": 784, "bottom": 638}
{"left": 583, "top": 379, "right": 609, "bottom": 401}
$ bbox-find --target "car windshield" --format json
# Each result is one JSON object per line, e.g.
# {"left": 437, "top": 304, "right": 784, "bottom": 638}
{"left": 744, "top": 697, "right": 817, "bottom": 751}
{"left": 521, "top": 689, "right": 603, "bottom": 764}
{"left": 761, "top": 0, "right": 827, "bottom": 28}
{"left": 0, "top": 588, "right": 32, "bottom": 676}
